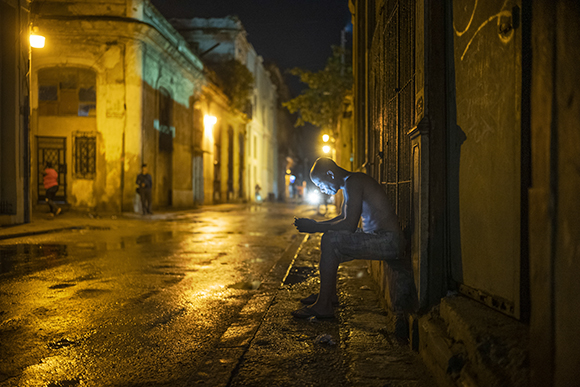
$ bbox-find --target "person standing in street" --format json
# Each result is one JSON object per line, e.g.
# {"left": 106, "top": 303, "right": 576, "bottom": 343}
{"left": 136, "top": 164, "right": 153, "bottom": 215}
{"left": 43, "top": 162, "right": 61, "bottom": 216}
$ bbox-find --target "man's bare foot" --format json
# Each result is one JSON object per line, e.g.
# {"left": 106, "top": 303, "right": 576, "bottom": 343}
{"left": 300, "top": 293, "right": 339, "bottom": 306}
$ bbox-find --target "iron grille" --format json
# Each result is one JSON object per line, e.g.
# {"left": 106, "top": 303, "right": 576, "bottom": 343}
{"left": 73, "top": 132, "right": 96, "bottom": 179}
{"left": 369, "top": 0, "right": 415, "bottom": 235}
{"left": 37, "top": 136, "right": 67, "bottom": 202}
{"left": 0, "top": 201, "right": 14, "bottom": 215}
{"left": 159, "top": 89, "right": 173, "bottom": 153}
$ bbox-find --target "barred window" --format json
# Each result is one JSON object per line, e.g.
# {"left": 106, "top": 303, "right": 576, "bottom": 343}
{"left": 158, "top": 88, "right": 173, "bottom": 152}
{"left": 73, "top": 132, "right": 96, "bottom": 179}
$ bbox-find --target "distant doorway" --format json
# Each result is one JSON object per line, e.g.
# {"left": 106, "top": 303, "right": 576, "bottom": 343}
{"left": 37, "top": 136, "right": 67, "bottom": 202}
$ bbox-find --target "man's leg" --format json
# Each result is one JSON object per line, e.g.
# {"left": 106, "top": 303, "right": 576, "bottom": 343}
{"left": 145, "top": 189, "right": 153, "bottom": 214}
{"left": 140, "top": 190, "right": 147, "bottom": 215}
{"left": 306, "top": 232, "right": 340, "bottom": 316}
{"left": 45, "top": 186, "right": 59, "bottom": 214}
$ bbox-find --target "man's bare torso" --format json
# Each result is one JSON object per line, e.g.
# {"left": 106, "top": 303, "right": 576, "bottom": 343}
{"left": 344, "top": 172, "right": 401, "bottom": 234}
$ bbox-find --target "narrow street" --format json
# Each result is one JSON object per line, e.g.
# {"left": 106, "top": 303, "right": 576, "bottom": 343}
{"left": 0, "top": 204, "right": 306, "bottom": 386}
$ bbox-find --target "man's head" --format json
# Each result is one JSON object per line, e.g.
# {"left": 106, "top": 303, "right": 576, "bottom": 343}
{"left": 310, "top": 158, "right": 341, "bottom": 195}
{"left": 142, "top": 164, "right": 148, "bottom": 174}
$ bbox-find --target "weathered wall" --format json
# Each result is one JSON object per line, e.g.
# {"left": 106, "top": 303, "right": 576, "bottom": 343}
{"left": 198, "top": 83, "right": 247, "bottom": 205}
{"left": 0, "top": 0, "right": 30, "bottom": 225}
{"left": 450, "top": 0, "right": 523, "bottom": 318}
{"left": 141, "top": 41, "right": 201, "bottom": 209}
{"left": 350, "top": 0, "right": 526, "bottom": 320}
{"left": 530, "top": 1, "right": 580, "bottom": 386}
{"left": 30, "top": 0, "right": 206, "bottom": 212}
{"left": 31, "top": 20, "right": 128, "bottom": 212}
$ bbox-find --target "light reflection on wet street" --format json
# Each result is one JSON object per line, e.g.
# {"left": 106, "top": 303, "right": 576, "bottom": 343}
{"left": 0, "top": 203, "right": 309, "bottom": 386}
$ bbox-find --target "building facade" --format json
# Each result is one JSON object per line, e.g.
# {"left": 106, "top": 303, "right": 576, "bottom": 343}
{"left": 171, "top": 17, "right": 279, "bottom": 202}
{"left": 350, "top": 0, "right": 580, "bottom": 385}
{"left": 0, "top": 0, "right": 30, "bottom": 226}
{"left": 199, "top": 73, "right": 248, "bottom": 204}
{"left": 28, "top": 0, "right": 251, "bottom": 213}
{"left": 265, "top": 62, "right": 300, "bottom": 202}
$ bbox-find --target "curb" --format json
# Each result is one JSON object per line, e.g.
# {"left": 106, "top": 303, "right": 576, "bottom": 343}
{"left": 184, "top": 234, "right": 308, "bottom": 386}
{"left": 0, "top": 225, "right": 111, "bottom": 241}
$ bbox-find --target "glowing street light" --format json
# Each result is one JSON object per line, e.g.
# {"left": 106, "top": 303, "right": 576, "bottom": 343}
{"left": 322, "top": 134, "right": 330, "bottom": 143}
{"left": 322, "top": 145, "right": 331, "bottom": 154}
{"left": 204, "top": 115, "right": 217, "bottom": 137}
{"left": 30, "top": 27, "right": 45, "bottom": 48}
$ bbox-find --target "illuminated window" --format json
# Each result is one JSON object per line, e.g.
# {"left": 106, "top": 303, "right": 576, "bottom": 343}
{"left": 38, "top": 67, "right": 96, "bottom": 117}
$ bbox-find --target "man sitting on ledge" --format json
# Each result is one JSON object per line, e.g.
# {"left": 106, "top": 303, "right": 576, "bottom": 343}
{"left": 292, "top": 157, "right": 405, "bottom": 319}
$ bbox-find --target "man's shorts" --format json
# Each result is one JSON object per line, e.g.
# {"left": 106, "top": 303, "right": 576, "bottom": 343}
{"left": 326, "top": 229, "right": 405, "bottom": 263}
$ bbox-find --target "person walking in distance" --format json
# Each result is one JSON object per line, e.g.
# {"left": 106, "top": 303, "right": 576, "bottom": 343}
{"left": 136, "top": 164, "right": 153, "bottom": 215}
{"left": 43, "top": 162, "right": 61, "bottom": 216}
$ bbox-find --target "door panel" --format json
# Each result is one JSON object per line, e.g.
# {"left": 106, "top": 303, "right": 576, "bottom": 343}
{"left": 37, "top": 136, "right": 67, "bottom": 202}
{"left": 450, "top": 0, "right": 522, "bottom": 317}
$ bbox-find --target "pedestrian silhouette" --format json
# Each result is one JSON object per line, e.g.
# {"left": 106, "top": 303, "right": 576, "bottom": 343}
{"left": 43, "top": 162, "right": 61, "bottom": 216}
{"left": 136, "top": 164, "right": 153, "bottom": 215}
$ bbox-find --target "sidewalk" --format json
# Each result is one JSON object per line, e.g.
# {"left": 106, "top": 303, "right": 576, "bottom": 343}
{"left": 192, "top": 233, "right": 436, "bottom": 386}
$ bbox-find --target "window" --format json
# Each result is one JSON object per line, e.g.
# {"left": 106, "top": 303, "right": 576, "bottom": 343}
{"left": 73, "top": 132, "right": 96, "bottom": 179}
{"left": 38, "top": 67, "right": 96, "bottom": 116}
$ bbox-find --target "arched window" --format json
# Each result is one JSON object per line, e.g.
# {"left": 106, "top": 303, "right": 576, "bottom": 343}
{"left": 38, "top": 67, "right": 96, "bottom": 116}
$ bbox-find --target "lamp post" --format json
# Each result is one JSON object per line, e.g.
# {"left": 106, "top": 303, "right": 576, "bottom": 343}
{"left": 27, "top": 20, "right": 45, "bottom": 222}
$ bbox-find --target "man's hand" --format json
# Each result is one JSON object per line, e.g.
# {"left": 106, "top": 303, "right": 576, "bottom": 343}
{"left": 294, "top": 217, "right": 318, "bottom": 233}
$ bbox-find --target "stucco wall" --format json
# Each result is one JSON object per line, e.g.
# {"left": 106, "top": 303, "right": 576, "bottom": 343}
{"left": 30, "top": 0, "right": 206, "bottom": 212}
{"left": 31, "top": 26, "right": 129, "bottom": 212}
{"left": 0, "top": 0, "right": 30, "bottom": 225}
{"left": 530, "top": 2, "right": 580, "bottom": 385}
{"left": 450, "top": 0, "right": 523, "bottom": 317}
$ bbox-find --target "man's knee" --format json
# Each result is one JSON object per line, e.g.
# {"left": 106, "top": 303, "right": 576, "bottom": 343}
{"left": 320, "top": 232, "right": 340, "bottom": 264}
{"left": 320, "top": 232, "right": 333, "bottom": 250}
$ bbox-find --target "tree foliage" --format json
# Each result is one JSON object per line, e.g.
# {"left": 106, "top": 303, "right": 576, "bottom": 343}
{"left": 283, "top": 46, "right": 352, "bottom": 131}
{"left": 213, "top": 59, "right": 255, "bottom": 112}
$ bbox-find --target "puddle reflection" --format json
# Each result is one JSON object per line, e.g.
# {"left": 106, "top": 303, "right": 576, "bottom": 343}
{"left": 0, "top": 244, "right": 68, "bottom": 275}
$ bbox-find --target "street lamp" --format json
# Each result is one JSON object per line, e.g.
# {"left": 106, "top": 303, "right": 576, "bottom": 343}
{"left": 322, "top": 145, "right": 331, "bottom": 154}
{"left": 322, "top": 134, "right": 330, "bottom": 143}
{"left": 29, "top": 27, "right": 45, "bottom": 48}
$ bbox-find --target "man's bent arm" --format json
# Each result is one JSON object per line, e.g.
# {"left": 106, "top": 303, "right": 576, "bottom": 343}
{"left": 316, "top": 197, "right": 346, "bottom": 225}
{"left": 295, "top": 179, "right": 362, "bottom": 233}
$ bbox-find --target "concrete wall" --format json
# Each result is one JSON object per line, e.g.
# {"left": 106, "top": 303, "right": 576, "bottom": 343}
{"left": 266, "top": 62, "right": 300, "bottom": 202}
{"left": 0, "top": 0, "right": 30, "bottom": 225}
{"left": 529, "top": 2, "right": 580, "bottom": 386}
{"left": 30, "top": 0, "right": 206, "bottom": 212}
{"left": 196, "top": 83, "right": 247, "bottom": 205}
{"left": 30, "top": 21, "right": 129, "bottom": 212}
{"left": 450, "top": 0, "right": 524, "bottom": 318}
{"left": 351, "top": 0, "right": 580, "bottom": 384}
{"left": 173, "top": 17, "right": 278, "bottom": 202}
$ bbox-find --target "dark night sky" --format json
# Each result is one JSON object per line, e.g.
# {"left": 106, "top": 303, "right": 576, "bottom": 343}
{"left": 151, "top": 0, "right": 352, "bottom": 95}
{"left": 151, "top": 0, "right": 351, "bottom": 171}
